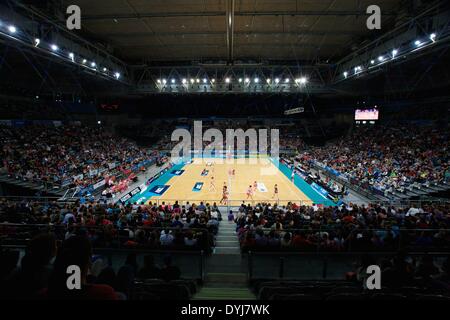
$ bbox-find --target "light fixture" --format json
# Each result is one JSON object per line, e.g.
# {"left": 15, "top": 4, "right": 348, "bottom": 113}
{"left": 114, "top": 72, "right": 121, "bottom": 79}
{"left": 91, "top": 62, "right": 96, "bottom": 68}
{"left": 254, "top": 77, "right": 259, "bottom": 83}
{"left": 182, "top": 78, "right": 187, "bottom": 84}
{"left": 211, "top": 79, "right": 215, "bottom": 83}
{"left": 196, "top": 78, "right": 200, "bottom": 83}
{"left": 8, "top": 25, "right": 16, "bottom": 33}
{"left": 430, "top": 33, "right": 436, "bottom": 42}
{"left": 285, "top": 78, "right": 290, "bottom": 83}
{"left": 171, "top": 78, "right": 175, "bottom": 84}
{"left": 51, "top": 44, "right": 59, "bottom": 51}
{"left": 103, "top": 67, "right": 107, "bottom": 72}
{"left": 82, "top": 59, "right": 87, "bottom": 64}
{"left": 275, "top": 78, "right": 280, "bottom": 84}
{"left": 34, "top": 38, "right": 40, "bottom": 47}
{"left": 238, "top": 78, "right": 243, "bottom": 83}
{"left": 162, "top": 79, "right": 167, "bottom": 84}
{"left": 69, "top": 52, "right": 74, "bottom": 61}
{"left": 225, "top": 77, "right": 230, "bottom": 83}
{"left": 415, "top": 40, "right": 422, "bottom": 47}
{"left": 343, "top": 71, "right": 348, "bottom": 78}
{"left": 157, "top": 79, "right": 161, "bottom": 84}
{"left": 370, "top": 60, "right": 375, "bottom": 64}
{"left": 392, "top": 49, "right": 398, "bottom": 58}
{"left": 378, "top": 56, "right": 384, "bottom": 62}
{"left": 299, "top": 77, "right": 307, "bottom": 84}
{"left": 266, "top": 78, "right": 271, "bottom": 84}
{"left": 245, "top": 78, "right": 250, "bottom": 83}
{"left": 190, "top": 78, "right": 195, "bottom": 84}
{"left": 203, "top": 78, "right": 207, "bottom": 84}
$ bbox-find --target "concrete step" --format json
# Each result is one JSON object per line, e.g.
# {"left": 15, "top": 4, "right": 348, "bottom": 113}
{"left": 213, "top": 247, "right": 241, "bottom": 255}
{"left": 216, "top": 240, "right": 239, "bottom": 245}
{"left": 206, "top": 272, "right": 247, "bottom": 283}
{"left": 193, "top": 287, "right": 255, "bottom": 300}
{"left": 216, "top": 235, "right": 237, "bottom": 241}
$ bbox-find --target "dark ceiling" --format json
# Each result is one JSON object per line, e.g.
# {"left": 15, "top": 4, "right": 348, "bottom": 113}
{"left": 59, "top": 0, "right": 406, "bottom": 64}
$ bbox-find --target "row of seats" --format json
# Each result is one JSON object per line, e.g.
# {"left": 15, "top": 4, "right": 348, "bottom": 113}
{"left": 133, "top": 279, "right": 198, "bottom": 300}
{"left": 252, "top": 279, "right": 450, "bottom": 300}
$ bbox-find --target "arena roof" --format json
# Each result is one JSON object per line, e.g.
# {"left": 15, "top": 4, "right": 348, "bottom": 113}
{"left": 61, "top": 0, "right": 404, "bottom": 64}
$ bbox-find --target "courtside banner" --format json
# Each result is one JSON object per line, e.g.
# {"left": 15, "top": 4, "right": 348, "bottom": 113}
{"left": 119, "top": 186, "right": 142, "bottom": 204}
{"left": 93, "top": 179, "right": 106, "bottom": 190}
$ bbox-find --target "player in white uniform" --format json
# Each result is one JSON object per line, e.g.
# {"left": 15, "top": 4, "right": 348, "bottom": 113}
{"left": 209, "top": 176, "right": 216, "bottom": 192}
{"left": 246, "top": 185, "right": 254, "bottom": 200}
{"left": 272, "top": 184, "right": 279, "bottom": 201}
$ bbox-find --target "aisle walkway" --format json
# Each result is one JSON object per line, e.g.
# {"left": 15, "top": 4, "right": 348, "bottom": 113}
{"left": 193, "top": 218, "right": 255, "bottom": 300}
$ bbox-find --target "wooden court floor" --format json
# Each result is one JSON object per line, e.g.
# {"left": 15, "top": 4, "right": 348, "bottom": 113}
{"left": 150, "top": 157, "right": 312, "bottom": 206}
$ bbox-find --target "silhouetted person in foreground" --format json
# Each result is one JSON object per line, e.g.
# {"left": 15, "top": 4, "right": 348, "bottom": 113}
{"left": 159, "top": 255, "right": 181, "bottom": 282}
{"left": 46, "top": 235, "right": 118, "bottom": 300}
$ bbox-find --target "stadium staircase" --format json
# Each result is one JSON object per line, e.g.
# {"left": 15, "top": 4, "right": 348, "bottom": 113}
{"left": 193, "top": 219, "right": 255, "bottom": 300}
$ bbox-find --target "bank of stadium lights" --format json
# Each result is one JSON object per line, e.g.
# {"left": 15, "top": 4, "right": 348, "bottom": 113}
{"left": 392, "top": 49, "right": 398, "bottom": 58}
{"left": 415, "top": 40, "right": 423, "bottom": 47}
{"left": 211, "top": 79, "right": 215, "bottom": 83}
{"left": 51, "top": 44, "right": 59, "bottom": 51}
{"left": 8, "top": 25, "right": 17, "bottom": 34}
{"left": 69, "top": 52, "right": 74, "bottom": 61}
{"left": 430, "top": 33, "right": 437, "bottom": 42}
{"left": 203, "top": 78, "right": 207, "bottom": 84}
{"left": 296, "top": 77, "right": 307, "bottom": 85}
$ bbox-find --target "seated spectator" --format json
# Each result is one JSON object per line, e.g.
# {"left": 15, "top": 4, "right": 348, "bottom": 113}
{"left": 45, "top": 235, "right": 119, "bottom": 300}
{"left": 4, "top": 233, "right": 57, "bottom": 300}
{"left": 137, "top": 255, "right": 161, "bottom": 279}
{"left": 160, "top": 229, "right": 174, "bottom": 246}
{"left": 159, "top": 255, "right": 181, "bottom": 282}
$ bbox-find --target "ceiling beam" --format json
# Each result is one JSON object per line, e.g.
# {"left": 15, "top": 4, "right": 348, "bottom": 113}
{"left": 82, "top": 10, "right": 397, "bottom": 21}
{"left": 101, "top": 30, "right": 359, "bottom": 37}
{"left": 227, "top": 0, "right": 235, "bottom": 63}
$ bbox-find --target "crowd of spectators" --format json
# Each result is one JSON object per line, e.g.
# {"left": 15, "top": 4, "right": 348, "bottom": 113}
{"left": 0, "top": 233, "right": 186, "bottom": 300}
{"left": 234, "top": 201, "right": 450, "bottom": 252}
{"left": 0, "top": 125, "right": 154, "bottom": 191}
{"left": 298, "top": 124, "right": 450, "bottom": 194}
{"left": 0, "top": 199, "right": 220, "bottom": 252}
